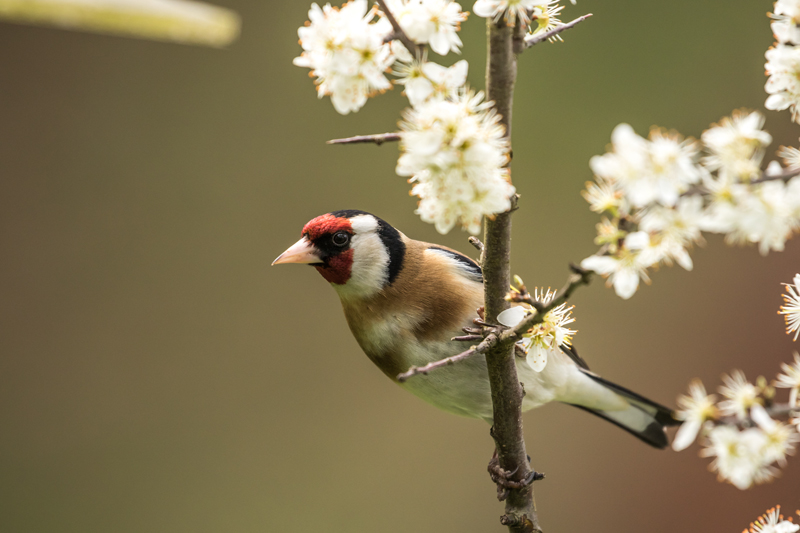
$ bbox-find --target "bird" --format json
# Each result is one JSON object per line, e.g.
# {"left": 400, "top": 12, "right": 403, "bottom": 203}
{"left": 273, "top": 209, "right": 679, "bottom": 449}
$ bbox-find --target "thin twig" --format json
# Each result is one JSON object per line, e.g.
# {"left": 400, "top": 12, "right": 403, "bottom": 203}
{"left": 717, "top": 403, "right": 799, "bottom": 427}
{"left": 327, "top": 132, "right": 401, "bottom": 145}
{"left": 682, "top": 166, "right": 800, "bottom": 196}
{"left": 524, "top": 14, "right": 592, "bottom": 48}
{"left": 375, "top": 0, "right": 419, "bottom": 56}
{"left": 397, "top": 335, "right": 499, "bottom": 382}
{"left": 750, "top": 166, "right": 800, "bottom": 186}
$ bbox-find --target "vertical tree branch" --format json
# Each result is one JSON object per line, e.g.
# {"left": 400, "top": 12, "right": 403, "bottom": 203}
{"left": 483, "top": 17, "right": 540, "bottom": 533}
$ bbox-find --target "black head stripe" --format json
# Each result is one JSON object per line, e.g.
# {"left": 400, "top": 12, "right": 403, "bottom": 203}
{"left": 329, "top": 210, "right": 406, "bottom": 286}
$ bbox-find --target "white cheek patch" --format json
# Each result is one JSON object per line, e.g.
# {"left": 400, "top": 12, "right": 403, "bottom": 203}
{"left": 333, "top": 215, "right": 390, "bottom": 299}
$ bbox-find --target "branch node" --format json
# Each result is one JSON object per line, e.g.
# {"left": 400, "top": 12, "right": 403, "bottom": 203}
{"left": 375, "top": 0, "right": 420, "bottom": 56}
{"left": 469, "top": 236, "right": 485, "bottom": 253}
{"left": 500, "top": 513, "right": 536, "bottom": 532}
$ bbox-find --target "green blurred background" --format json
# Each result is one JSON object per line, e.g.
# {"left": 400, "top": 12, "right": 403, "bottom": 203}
{"left": 1, "top": 0, "right": 799, "bottom": 531}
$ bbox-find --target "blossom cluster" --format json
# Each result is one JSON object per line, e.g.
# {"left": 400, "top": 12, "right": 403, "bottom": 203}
{"left": 767, "top": 0, "right": 800, "bottom": 122}
{"left": 293, "top": 0, "right": 468, "bottom": 115}
{"left": 496, "top": 278, "right": 576, "bottom": 372}
{"left": 580, "top": 112, "right": 800, "bottom": 299}
{"left": 397, "top": 90, "right": 515, "bottom": 234}
{"left": 293, "top": 0, "right": 394, "bottom": 114}
{"left": 743, "top": 507, "right": 800, "bottom": 533}
{"left": 672, "top": 359, "right": 800, "bottom": 490}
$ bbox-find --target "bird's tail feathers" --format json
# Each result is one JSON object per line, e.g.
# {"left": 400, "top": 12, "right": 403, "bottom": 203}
{"left": 566, "top": 370, "right": 680, "bottom": 449}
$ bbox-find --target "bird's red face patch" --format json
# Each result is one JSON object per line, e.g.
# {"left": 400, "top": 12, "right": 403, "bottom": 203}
{"left": 302, "top": 214, "right": 353, "bottom": 241}
{"left": 315, "top": 249, "right": 354, "bottom": 284}
{"left": 302, "top": 214, "right": 355, "bottom": 285}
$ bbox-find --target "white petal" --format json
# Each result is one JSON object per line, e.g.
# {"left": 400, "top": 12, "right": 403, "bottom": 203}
{"left": 498, "top": 306, "right": 528, "bottom": 327}
{"left": 624, "top": 231, "right": 650, "bottom": 250}
{"left": 472, "top": 0, "right": 496, "bottom": 18}
{"left": 526, "top": 345, "right": 548, "bottom": 372}
{"left": 613, "top": 269, "right": 640, "bottom": 299}
{"left": 674, "top": 247, "right": 693, "bottom": 271}
{"left": 580, "top": 255, "right": 618, "bottom": 275}
{"left": 750, "top": 404, "right": 776, "bottom": 431}
{"left": 429, "top": 32, "right": 450, "bottom": 55}
{"left": 672, "top": 418, "right": 702, "bottom": 451}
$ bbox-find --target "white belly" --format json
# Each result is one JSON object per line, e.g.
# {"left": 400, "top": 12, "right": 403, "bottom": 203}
{"left": 397, "top": 342, "right": 627, "bottom": 423}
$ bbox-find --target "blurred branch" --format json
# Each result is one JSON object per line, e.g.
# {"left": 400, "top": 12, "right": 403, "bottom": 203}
{"left": 750, "top": 166, "right": 800, "bottom": 186}
{"left": 717, "top": 403, "right": 799, "bottom": 428}
{"left": 0, "top": 0, "right": 240, "bottom": 47}
{"left": 682, "top": 166, "right": 800, "bottom": 197}
{"left": 524, "top": 14, "right": 592, "bottom": 48}
{"left": 327, "top": 132, "right": 402, "bottom": 146}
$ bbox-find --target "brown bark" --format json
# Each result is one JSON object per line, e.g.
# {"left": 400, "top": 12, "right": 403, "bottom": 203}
{"left": 482, "top": 17, "right": 540, "bottom": 533}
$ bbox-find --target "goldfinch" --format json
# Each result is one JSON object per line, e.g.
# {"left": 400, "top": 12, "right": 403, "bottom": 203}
{"left": 273, "top": 210, "right": 679, "bottom": 448}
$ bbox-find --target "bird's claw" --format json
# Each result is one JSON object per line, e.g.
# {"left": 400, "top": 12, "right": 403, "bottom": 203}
{"left": 473, "top": 318, "right": 501, "bottom": 329}
{"left": 488, "top": 451, "right": 544, "bottom": 502}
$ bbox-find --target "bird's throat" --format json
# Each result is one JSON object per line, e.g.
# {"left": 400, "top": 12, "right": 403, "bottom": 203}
{"left": 316, "top": 249, "right": 354, "bottom": 285}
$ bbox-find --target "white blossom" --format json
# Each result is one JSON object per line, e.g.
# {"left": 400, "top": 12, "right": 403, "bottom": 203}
{"left": 397, "top": 90, "right": 514, "bottom": 234}
{"left": 701, "top": 425, "right": 777, "bottom": 490}
{"left": 718, "top": 370, "right": 762, "bottom": 420}
{"left": 581, "top": 179, "right": 623, "bottom": 215}
{"left": 698, "top": 173, "right": 750, "bottom": 234}
{"left": 580, "top": 231, "right": 659, "bottom": 299}
{"left": 294, "top": 0, "right": 394, "bottom": 114}
{"left": 780, "top": 275, "right": 800, "bottom": 342}
{"left": 765, "top": 44, "right": 800, "bottom": 123}
{"left": 772, "top": 0, "right": 800, "bottom": 44}
{"left": 640, "top": 195, "right": 704, "bottom": 271}
{"left": 394, "top": 57, "right": 468, "bottom": 106}
{"left": 498, "top": 288, "right": 576, "bottom": 372}
{"left": 383, "top": 0, "right": 468, "bottom": 55}
{"left": 751, "top": 404, "right": 799, "bottom": 467}
{"left": 472, "top": 0, "right": 549, "bottom": 26}
{"left": 737, "top": 181, "right": 798, "bottom": 255}
{"left": 776, "top": 352, "right": 800, "bottom": 408}
{"left": 672, "top": 380, "right": 718, "bottom": 451}
{"left": 746, "top": 507, "right": 800, "bottom": 533}
{"left": 590, "top": 124, "right": 703, "bottom": 208}
{"left": 529, "top": 1, "right": 564, "bottom": 42}
{"left": 701, "top": 110, "right": 772, "bottom": 182}
{"left": 779, "top": 144, "right": 800, "bottom": 169}
{"left": 700, "top": 174, "right": 798, "bottom": 255}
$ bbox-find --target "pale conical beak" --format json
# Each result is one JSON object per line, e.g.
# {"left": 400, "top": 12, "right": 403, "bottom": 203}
{"left": 272, "top": 236, "right": 322, "bottom": 266}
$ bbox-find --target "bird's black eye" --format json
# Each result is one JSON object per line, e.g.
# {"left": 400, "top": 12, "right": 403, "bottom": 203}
{"left": 332, "top": 231, "right": 350, "bottom": 247}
